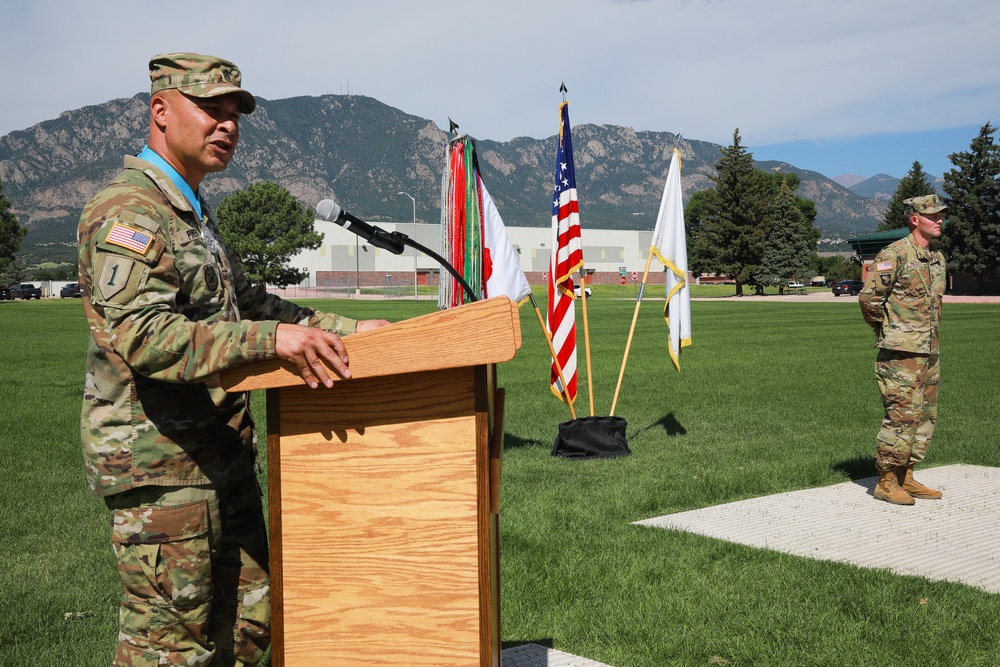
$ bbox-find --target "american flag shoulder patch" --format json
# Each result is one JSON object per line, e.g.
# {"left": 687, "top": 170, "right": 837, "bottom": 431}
{"left": 106, "top": 223, "right": 153, "bottom": 255}
{"left": 876, "top": 261, "right": 892, "bottom": 271}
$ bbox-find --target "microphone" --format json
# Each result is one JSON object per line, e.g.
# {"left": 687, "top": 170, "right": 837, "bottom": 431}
{"left": 315, "top": 199, "right": 407, "bottom": 255}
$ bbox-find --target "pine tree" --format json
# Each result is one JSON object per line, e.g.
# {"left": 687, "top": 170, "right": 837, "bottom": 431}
{"left": 759, "top": 179, "right": 816, "bottom": 292}
{"left": 756, "top": 171, "right": 818, "bottom": 232}
{"left": 879, "top": 161, "right": 936, "bottom": 231}
{"left": 215, "top": 181, "right": 324, "bottom": 287}
{"left": 940, "top": 122, "right": 1000, "bottom": 293}
{"left": 690, "top": 129, "right": 769, "bottom": 296}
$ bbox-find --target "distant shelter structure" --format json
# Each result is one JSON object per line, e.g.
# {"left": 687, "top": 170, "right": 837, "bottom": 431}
{"left": 848, "top": 227, "right": 1000, "bottom": 293}
{"left": 848, "top": 228, "right": 908, "bottom": 282}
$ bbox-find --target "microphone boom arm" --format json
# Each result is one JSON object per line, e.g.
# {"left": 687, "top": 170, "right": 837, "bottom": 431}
{"left": 402, "top": 236, "right": 478, "bottom": 303}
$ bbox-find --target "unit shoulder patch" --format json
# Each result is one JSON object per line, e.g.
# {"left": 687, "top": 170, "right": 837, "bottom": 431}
{"left": 97, "top": 254, "right": 136, "bottom": 302}
{"left": 204, "top": 265, "right": 221, "bottom": 292}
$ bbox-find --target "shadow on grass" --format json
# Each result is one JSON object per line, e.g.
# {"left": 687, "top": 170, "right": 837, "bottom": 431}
{"left": 630, "top": 412, "right": 687, "bottom": 439}
{"left": 502, "top": 638, "right": 554, "bottom": 650}
{"left": 504, "top": 432, "right": 547, "bottom": 451}
{"left": 832, "top": 455, "right": 878, "bottom": 493}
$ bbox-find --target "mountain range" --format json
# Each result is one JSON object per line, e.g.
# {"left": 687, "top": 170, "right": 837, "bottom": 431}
{"left": 0, "top": 93, "right": 893, "bottom": 265}
{"left": 833, "top": 173, "right": 946, "bottom": 201}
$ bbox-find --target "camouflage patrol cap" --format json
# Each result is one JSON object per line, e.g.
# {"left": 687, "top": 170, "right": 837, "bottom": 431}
{"left": 904, "top": 194, "right": 947, "bottom": 216}
{"left": 149, "top": 52, "right": 256, "bottom": 114}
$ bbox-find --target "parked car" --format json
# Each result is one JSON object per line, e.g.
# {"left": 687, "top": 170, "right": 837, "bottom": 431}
{"left": 0, "top": 285, "right": 11, "bottom": 300}
{"left": 832, "top": 279, "right": 863, "bottom": 297}
{"left": 10, "top": 283, "right": 42, "bottom": 300}
{"left": 574, "top": 286, "right": 593, "bottom": 298}
{"left": 60, "top": 282, "right": 83, "bottom": 298}
{"left": 787, "top": 281, "right": 805, "bottom": 289}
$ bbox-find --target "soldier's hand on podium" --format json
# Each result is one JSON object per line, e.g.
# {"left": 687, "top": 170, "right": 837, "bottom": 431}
{"left": 276, "top": 323, "right": 352, "bottom": 389}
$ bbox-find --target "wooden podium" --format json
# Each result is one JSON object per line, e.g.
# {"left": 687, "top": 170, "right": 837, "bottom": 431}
{"left": 220, "top": 297, "right": 521, "bottom": 667}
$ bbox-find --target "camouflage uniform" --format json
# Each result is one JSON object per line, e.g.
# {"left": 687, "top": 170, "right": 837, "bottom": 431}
{"left": 104, "top": 479, "right": 269, "bottom": 667}
{"left": 79, "top": 54, "right": 357, "bottom": 666}
{"left": 859, "top": 220, "right": 945, "bottom": 473}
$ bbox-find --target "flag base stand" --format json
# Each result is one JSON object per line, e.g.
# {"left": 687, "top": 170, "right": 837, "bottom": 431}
{"left": 551, "top": 416, "right": 630, "bottom": 459}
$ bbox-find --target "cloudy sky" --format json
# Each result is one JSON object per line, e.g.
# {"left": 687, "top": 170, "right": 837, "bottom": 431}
{"left": 2, "top": 0, "right": 997, "bottom": 179}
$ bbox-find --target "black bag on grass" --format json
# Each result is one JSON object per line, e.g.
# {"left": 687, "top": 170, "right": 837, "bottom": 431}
{"left": 551, "top": 416, "right": 630, "bottom": 459}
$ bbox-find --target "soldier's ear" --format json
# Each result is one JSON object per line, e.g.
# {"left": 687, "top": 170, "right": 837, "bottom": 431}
{"left": 150, "top": 93, "right": 169, "bottom": 131}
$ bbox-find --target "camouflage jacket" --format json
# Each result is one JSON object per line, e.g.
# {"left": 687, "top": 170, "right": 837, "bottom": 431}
{"left": 858, "top": 233, "right": 945, "bottom": 354}
{"left": 78, "top": 155, "right": 357, "bottom": 496}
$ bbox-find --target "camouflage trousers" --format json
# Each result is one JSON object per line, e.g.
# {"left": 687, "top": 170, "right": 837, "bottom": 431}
{"left": 875, "top": 350, "right": 940, "bottom": 472}
{"left": 104, "top": 476, "right": 270, "bottom": 666}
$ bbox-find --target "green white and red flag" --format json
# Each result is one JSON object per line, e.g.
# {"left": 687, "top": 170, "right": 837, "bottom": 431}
{"left": 439, "top": 135, "right": 530, "bottom": 308}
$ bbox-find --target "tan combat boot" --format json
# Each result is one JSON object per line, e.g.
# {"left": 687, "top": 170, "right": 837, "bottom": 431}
{"left": 897, "top": 464, "right": 942, "bottom": 499}
{"left": 874, "top": 468, "right": 915, "bottom": 505}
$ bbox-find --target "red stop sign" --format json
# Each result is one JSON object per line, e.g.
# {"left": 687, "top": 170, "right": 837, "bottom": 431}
{"left": 620, "top": 276, "right": 626, "bottom": 285}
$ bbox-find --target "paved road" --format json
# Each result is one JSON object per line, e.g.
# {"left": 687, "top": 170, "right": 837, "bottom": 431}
{"left": 694, "top": 291, "right": 1000, "bottom": 304}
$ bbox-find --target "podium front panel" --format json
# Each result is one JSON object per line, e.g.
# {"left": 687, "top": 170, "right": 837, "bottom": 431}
{"left": 267, "top": 365, "right": 496, "bottom": 666}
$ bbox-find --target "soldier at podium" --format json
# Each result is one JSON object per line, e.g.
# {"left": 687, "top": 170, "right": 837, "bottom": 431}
{"left": 76, "top": 52, "right": 389, "bottom": 666}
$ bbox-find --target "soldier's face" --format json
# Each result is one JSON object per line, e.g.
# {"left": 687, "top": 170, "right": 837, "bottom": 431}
{"left": 157, "top": 91, "right": 241, "bottom": 187}
{"left": 910, "top": 211, "right": 943, "bottom": 245}
{"left": 915, "top": 212, "right": 943, "bottom": 238}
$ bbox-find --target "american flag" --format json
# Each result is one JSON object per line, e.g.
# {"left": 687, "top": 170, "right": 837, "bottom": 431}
{"left": 547, "top": 101, "right": 584, "bottom": 403}
{"left": 106, "top": 223, "right": 153, "bottom": 255}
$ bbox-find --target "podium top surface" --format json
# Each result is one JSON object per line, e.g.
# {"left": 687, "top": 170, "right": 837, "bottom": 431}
{"left": 220, "top": 296, "right": 522, "bottom": 392}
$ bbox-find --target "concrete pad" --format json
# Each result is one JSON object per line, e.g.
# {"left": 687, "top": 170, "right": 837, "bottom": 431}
{"left": 502, "top": 643, "right": 616, "bottom": 667}
{"left": 634, "top": 464, "right": 1000, "bottom": 593}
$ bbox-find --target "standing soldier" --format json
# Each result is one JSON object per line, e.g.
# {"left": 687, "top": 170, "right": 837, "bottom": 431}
{"left": 77, "top": 53, "right": 388, "bottom": 665}
{"left": 859, "top": 194, "right": 947, "bottom": 505}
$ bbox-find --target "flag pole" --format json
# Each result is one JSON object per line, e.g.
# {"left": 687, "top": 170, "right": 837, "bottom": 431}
{"left": 609, "top": 251, "right": 656, "bottom": 416}
{"left": 559, "top": 82, "right": 593, "bottom": 416}
{"left": 530, "top": 293, "right": 577, "bottom": 420}
{"left": 578, "top": 268, "right": 595, "bottom": 416}
{"left": 610, "top": 140, "right": 688, "bottom": 414}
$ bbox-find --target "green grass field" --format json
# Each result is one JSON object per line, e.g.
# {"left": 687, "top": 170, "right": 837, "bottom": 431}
{"left": 1, "top": 293, "right": 998, "bottom": 666}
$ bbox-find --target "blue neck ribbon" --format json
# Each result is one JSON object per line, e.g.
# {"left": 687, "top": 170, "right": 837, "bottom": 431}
{"left": 137, "top": 146, "right": 203, "bottom": 219}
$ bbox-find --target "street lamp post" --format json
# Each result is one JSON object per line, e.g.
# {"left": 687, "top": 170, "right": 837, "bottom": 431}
{"left": 397, "top": 191, "right": 417, "bottom": 299}
{"left": 355, "top": 242, "right": 369, "bottom": 297}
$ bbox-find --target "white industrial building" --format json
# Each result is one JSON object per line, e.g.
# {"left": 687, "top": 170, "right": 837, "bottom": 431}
{"left": 289, "top": 219, "right": 670, "bottom": 294}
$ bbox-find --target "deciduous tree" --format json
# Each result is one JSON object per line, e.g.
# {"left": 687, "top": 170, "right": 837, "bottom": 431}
{"left": 0, "top": 182, "right": 27, "bottom": 276}
{"left": 1, "top": 257, "right": 27, "bottom": 286}
{"left": 814, "top": 254, "right": 860, "bottom": 284}
{"left": 216, "top": 182, "right": 324, "bottom": 287}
